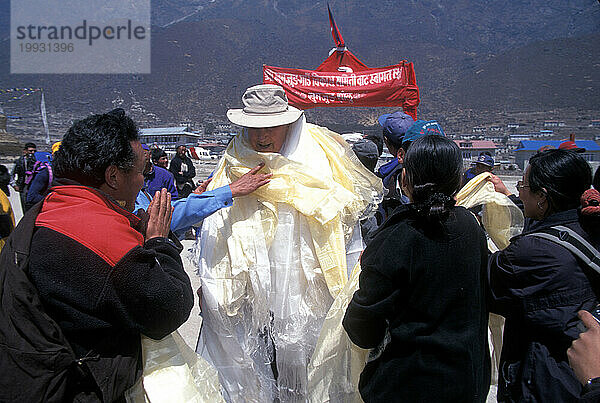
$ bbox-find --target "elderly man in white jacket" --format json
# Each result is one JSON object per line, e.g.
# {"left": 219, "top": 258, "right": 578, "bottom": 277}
{"left": 194, "top": 84, "right": 382, "bottom": 402}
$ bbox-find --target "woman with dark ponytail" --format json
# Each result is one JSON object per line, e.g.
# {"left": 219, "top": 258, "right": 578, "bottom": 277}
{"left": 343, "top": 135, "right": 491, "bottom": 402}
{"left": 402, "top": 134, "right": 463, "bottom": 223}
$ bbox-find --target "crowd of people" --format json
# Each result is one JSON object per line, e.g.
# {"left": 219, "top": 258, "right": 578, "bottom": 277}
{"left": 0, "top": 83, "right": 599, "bottom": 403}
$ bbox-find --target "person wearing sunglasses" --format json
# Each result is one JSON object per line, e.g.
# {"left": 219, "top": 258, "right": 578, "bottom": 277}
{"left": 488, "top": 149, "right": 599, "bottom": 401}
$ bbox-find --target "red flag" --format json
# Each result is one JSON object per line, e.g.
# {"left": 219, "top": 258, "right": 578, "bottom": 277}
{"left": 328, "top": 4, "right": 345, "bottom": 48}
{"left": 188, "top": 146, "right": 199, "bottom": 160}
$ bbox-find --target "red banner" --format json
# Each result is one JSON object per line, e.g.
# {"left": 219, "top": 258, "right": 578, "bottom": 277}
{"left": 263, "top": 60, "right": 420, "bottom": 120}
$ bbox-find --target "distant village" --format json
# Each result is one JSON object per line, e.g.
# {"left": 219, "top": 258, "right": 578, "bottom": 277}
{"left": 133, "top": 116, "right": 600, "bottom": 174}
{"left": 2, "top": 110, "right": 600, "bottom": 174}
{"left": 447, "top": 119, "right": 600, "bottom": 172}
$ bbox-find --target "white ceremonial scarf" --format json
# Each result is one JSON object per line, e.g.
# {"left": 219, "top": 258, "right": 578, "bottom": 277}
{"left": 194, "top": 116, "right": 382, "bottom": 402}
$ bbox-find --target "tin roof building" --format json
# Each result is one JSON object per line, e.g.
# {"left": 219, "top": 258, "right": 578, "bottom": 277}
{"left": 514, "top": 140, "right": 600, "bottom": 169}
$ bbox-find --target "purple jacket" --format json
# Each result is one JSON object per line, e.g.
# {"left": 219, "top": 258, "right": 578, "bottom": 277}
{"left": 144, "top": 165, "right": 178, "bottom": 199}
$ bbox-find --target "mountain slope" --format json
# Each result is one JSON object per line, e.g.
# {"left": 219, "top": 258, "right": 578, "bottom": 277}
{"left": 151, "top": 0, "right": 600, "bottom": 53}
{"left": 450, "top": 33, "right": 600, "bottom": 111}
{"left": 0, "top": 1, "right": 598, "bottom": 135}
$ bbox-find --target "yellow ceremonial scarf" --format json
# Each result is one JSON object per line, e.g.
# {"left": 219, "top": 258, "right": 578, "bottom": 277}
{"left": 0, "top": 190, "right": 15, "bottom": 253}
{"left": 204, "top": 122, "right": 383, "bottom": 301}
{"left": 456, "top": 172, "right": 523, "bottom": 250}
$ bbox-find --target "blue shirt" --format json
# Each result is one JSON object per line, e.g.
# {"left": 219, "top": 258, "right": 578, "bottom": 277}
{"left": 144, "top": 165, "right": 178, "bottom": 199}
{"left": 135, "top": 185, "right": 233, "bottom": 238}
{"left": 462, "top": 167, "right": 477, "bottom": 184}
{"left": 376, "top": 159, "right": 400, "bottom": 190}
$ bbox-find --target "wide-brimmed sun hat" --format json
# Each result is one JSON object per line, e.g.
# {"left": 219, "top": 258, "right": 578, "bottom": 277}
{"left": 227, "top": 84, "right": 303, "bottom": 128}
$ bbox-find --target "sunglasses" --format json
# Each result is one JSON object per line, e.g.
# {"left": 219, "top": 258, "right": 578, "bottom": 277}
{"left": 516, "top": 180, "right": 530, "bottom": 192}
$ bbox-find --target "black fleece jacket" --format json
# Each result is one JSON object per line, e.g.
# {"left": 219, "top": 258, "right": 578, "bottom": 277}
{"left": 343, "top": 205, "right": 490, "bottom": 402}
{"left": 27, "top": 183, "right": 194, "bottom": 400}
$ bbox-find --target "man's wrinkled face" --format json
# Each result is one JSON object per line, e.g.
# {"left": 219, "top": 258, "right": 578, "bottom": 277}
{"left": 176, "top": 146, "right": 187, "bottom": 158}
{"left": 118, "top": 141, "right": 146, "bottom": 211}
{"left": 248, "top": 124, "right": 290, "bottom": 153}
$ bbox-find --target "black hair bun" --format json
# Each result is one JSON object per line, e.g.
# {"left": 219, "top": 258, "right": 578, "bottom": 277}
{"left": 413, "top": 191, "right": 455, "bottom": 222}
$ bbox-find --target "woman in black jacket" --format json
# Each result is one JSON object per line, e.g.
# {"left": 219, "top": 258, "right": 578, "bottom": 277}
{"left": 488, "top": 149, "right": 598, "bottom": 402}
{"left": 343, "top": 135, "right": 491, "bottom": 402}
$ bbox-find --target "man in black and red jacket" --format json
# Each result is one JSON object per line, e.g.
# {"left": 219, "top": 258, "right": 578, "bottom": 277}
{"left": 27, "top": 109, "right": 194, "bottom": 401}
